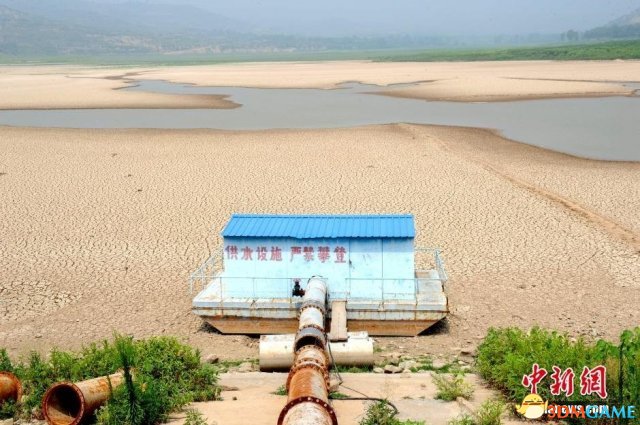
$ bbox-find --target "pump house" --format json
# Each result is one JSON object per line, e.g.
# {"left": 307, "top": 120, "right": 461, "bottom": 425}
{"left": 191, "top": 214, "right": 448, "bottom": 336}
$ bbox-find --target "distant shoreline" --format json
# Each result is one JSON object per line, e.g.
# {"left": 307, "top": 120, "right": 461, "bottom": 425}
{"left": 1, "top": 40, "right": 640, "bottom": 67}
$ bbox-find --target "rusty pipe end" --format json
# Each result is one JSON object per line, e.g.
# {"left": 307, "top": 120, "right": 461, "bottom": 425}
{"left": 0, "top": 372, "right": 23, "bottom": 404}
{"left": 42, "top": 383, "right": 86, "bottom": 425}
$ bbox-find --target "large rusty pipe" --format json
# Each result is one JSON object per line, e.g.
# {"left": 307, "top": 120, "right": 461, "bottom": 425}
{"left": 42, "top": 372, "right": 125, "bottom": 425}
{"left": 0, "top": 372, "right": 22, "bottom": 405}
{"left": 278, "top": 277, "right": 337, "bottom": 425}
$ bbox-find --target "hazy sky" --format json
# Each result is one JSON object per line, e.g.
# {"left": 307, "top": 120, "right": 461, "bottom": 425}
{"left": 9, "top": 0, "right": 640, "bottom": 37}
{"left": 170, "top": 0, "right": 640, "bottom": 36}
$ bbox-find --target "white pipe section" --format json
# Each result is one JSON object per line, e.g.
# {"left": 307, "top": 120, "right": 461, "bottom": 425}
{"left": 259, "top": 332, "right": 374, "bottom": 370}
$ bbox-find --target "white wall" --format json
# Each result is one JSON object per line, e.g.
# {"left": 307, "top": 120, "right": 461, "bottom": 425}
{"left": 221, "top": 237, "right": 414, "bottom": 299}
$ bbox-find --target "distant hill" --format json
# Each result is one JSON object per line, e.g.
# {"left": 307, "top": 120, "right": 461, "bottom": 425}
{"left": 0, "top": 1, "right": 463, "bottom": 60}
{"left": 0, "top": 0, "right": 244, "bottom": 36}
{"left": 584, "top": 8, "right": 640, "bottom": 40}
{"left": 7, "top": 0, "right": 632, "bottom": 61}
{"left": 609, "top": 7, "right": 640, "bottom": 26}
{"left": 0, "top": 4, "right": 198, "bottom": 55}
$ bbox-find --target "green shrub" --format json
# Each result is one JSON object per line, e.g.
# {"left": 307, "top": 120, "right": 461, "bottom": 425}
{"left": 2, "top": 334, "right": 221, "bottom": 423}
{"left": 76, "top": 341, "right": 121, "bottom": 379}
{"left": 359, "top": 400, "right": 425, "bottom": 425}
{"left": 0, "top": 349, "right": 17, "bottom": 419}
{"left": 476, "top": 326, "right": 640, "bottom": 408}
{"left": 0, "top": 349, "right": 12, "bottom": 372}
{"left": 477, "top": 327, "right": 602, "bottom": 403}
{"left": 14, "top": 351, "right": 59, "bottom": 414}
{"left": 617, "top": 328, "right": 640, "bottom": 405}
{"left": 95, "top": 334, "right": 221, "bottom": 425}
{"left": 0, "top": 399, "right": 18, "bottom": 420}
{"left": 433, "top": 374, "right": 474, "bottom": 401}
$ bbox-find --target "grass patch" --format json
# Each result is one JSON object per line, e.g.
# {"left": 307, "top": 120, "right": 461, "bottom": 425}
{"left": 448, "top": 414, "right": 476, "bottom": 425}
{"left": 448, "top": 400, "right": 506, "bottom": 425}
{"left": 215, "top": 359, "right": 258, "bottom": 373}
{"left": 433, "top": 374, "right": 474, "bottom": 401}
{"left": 336, "top": 364, "right": 372, "bottom": 373}
{"left": 273, "top": 385, "right": 287, "bottom": 396}
{"left": 184, "top": 409, "right": 209, "bottom": 425}
{"left": 359, "top": 400, "right": 425, "bottom": 425}
{"left": 329, "top": 391, "right": 350, "bottom": 400}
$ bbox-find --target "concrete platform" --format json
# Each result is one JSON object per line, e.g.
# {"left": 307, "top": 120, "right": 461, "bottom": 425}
{"left": 192, "top": 272, "right": 448, "bottom": 336}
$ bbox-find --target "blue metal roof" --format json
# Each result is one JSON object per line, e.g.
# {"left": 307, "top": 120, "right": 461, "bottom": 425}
{"left": 221, "top": 214, "right": 415, "bottom": 239}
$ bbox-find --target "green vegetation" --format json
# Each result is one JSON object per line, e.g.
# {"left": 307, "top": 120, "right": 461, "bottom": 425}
{"left": 183, "top": 409, "right": 209, "bottom": 425}
{"left": 476, "top": 327, "right": 640, "bottom": 408}
{"left": 0, "top": 349, "right": 12, "bottom": 371}
{"left": 329, "top": 391, "right": 350, "bottom": 400}
{"left": 3, "top": 39, "right": 640, "bottom": 66}
{"left": 359, "top": 400, "right": 425, "bottom": 425}
{"left": 433, "top": 374, "right": 474, "bottom": 401}
{"left": 374, "top": 40, "right": 640, "bottom": 62}
{"left": 448, "top": 400, "right": 506, "bottom": 425}
{"left": 0, "top": 335, "right": 221, "bottom": 422}
{"left": 475, "top": 400, "right": 506, "bottom": 425}
{"left": 273, "top": 385, "right": 287, "bottom": 396}
{"left": 448, "top": 414, "right": 476, "bottom": 425}
{"left": 336, "top": 364, "right": 372, "bottom": 373}
{"left": 215, "top": 358, "right": 257, "bottom": 373}
{"left": 374, "top": 355, "right": 469, "bottom": 375}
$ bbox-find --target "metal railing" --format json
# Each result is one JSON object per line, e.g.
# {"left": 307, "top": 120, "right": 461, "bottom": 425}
{"left": 415, "top": 247, "right": 448, "bottom": 282}
{"left": 341, "top": 278, "right": 418, "bottom": 301}
{"left": 188, "top": 246, "right": 449, "bottom": 297}
{"left": 188, "top": 251, "right": 222, "bottom": 294}
{"left": 337, "top": 275, "right": 445, "bottom": 302}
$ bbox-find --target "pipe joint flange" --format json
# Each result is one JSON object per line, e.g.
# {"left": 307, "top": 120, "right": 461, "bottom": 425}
{"left": 277, "top": 396, "right": 338, "bottom": 425}
{"left": 298, "top": 323, "right": 325, "bottom": 334}
{"left": 294, "top": 345, "right": 331, "bottom": 365}
{"left": 298, "top": 300, "right": 327, "bottom": 317}
{"left": 295, "top": 345, "right": 330, "bottom": 365}
{"left": 294, "top": 327, "right": 327, "bottom": 351}
{"left": 285, "top": 362, "right": 330, "bottom": 392}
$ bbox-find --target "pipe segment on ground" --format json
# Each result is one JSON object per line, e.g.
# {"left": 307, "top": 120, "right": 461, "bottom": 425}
{"left": 259, "top": 332, "right": 374, "bottom": 370}
{"left": 42, "top": 372, "right": 125, "bottom": 425}
{"left": 0, "top": 372, "right": 22, "bottom": 405}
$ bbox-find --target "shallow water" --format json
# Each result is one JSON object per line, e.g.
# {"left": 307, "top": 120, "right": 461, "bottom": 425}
{"left": 0, "top": 80, "right": 638, "bottom": 161}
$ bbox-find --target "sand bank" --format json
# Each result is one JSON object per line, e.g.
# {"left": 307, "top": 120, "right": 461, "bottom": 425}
{"left": 0, "top": 124, "right": 638, "bottom": 360}
{"left": 0, "top": 68, "right": 238, "bottom": 110}
{"left": 1, "top": 61, "right": 639, "bottom": 109}
{"left": 379, "top": 76, "right": 633, "bottom": 102}
{"left": 139, "top": 60, "right": 640, "bottom": 101}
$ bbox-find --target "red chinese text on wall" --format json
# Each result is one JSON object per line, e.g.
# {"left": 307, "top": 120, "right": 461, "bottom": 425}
{"left": 225, "top": 245, "right": 347, "bottom": 263}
